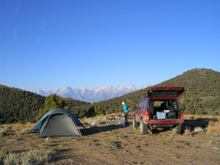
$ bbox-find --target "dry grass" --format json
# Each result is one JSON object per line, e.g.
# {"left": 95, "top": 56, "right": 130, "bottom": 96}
{"left": 3, "top": 148, "right": 53, "bottom": 165}
{"left": 81, "top": 113, "right": 123, "bottom": 126}
{"left": 1, "top": 115, "right": 220, "bottom": 164}
{"left": 1, "top": 122, "right": 33, "bottom": 130}
{"left": 20, "top": 128, "right": 32, "bottom": 135}
{"left": 184, "top": 127, "right": 192, "bottom": 136}
{"left": 185, "top": 114, "right": 220, "bottom": 137}
{"left": 207, "top": 121, "right": 220, "bottom": 137}
{"left": 0, "top": 123, "right": 34, "bottom": 137}
{"left": 9, "top": 123, "right": 34, "bottom": 132}
{"left": 104, "top": 140, "right": 122, "bottom": 149}
{"left": 0, "top": 147, "right": 9, "bottom": 163}
{"left": 185, "top": 114, "right": 220, "bottom": 122}
{"left": 0, "top": 126, "right": 11, "bottom": 138}
{"left": 44, "top": 137, "right": 53, "bottom": 147}
{"left": 84, "top": 114, "right": 220, "bottom": 124}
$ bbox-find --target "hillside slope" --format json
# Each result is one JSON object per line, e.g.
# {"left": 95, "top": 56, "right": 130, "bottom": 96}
{"left": 159, "top": 68, "right": 220, "bottom": 115}
{"left": 64, "top": 98, "right": 91, "bottom": 118}
{"left": 0, "top": 85, "right": 45, "bottom": 123}
{"left": 0, "top": 85, "right": 91, "bottom": 123}
{"left": 94, "top": 68, "right": 220, "bottom": 115}
{"left": 159, "top": 68, "right": 220, "bottom": 96}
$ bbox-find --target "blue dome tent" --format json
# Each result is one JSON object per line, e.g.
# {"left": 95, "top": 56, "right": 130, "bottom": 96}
{"left": 32, "top": 108, "right": 84, "bottom": 137}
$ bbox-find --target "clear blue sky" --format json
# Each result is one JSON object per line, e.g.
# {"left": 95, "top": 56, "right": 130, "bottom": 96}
{"left": 0, "top": 0, "right": 220, "bottom": 90}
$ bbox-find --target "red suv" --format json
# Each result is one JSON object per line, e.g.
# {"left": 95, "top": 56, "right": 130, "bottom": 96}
{"left": 132, "top": 86, "right": 185, "bottom": 135}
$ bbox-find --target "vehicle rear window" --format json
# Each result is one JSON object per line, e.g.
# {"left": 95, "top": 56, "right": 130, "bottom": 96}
{"left": 151, "top": 100, "right": 180, "bottom": 111}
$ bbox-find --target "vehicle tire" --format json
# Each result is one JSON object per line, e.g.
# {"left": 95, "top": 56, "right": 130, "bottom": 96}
{"left": 140, "top": 120, "right": 148, "bottom": 135}
{"left": 175, "top": 124, "right": 185, "bottom": 135}
{"left": 132, "top": 117, "right": 138, "bottom": 129}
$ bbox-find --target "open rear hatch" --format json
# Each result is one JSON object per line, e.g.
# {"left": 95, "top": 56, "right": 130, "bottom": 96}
{"left": 147, "top": 86, "right": 185, "bottom": 122}
{"left": 147, "top": 86, "right": 185, "bottom": 97}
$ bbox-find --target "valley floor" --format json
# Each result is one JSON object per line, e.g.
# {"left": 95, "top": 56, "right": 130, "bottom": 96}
{"left": 0, "top": 118, "right": 220, "bottom": 165}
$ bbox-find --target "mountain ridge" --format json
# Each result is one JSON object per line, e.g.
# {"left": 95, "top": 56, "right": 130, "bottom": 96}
{"left": 34, "top": 85, "right": 140, "bottom": 103}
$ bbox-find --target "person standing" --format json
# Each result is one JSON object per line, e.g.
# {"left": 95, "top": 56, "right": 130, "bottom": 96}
{"left": 122, "top": 100, "right": 129, "bottom": 126}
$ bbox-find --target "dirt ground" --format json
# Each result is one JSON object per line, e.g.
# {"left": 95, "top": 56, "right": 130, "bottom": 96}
{"left": 1, "top": 120, "right": 220, "bottom": 165}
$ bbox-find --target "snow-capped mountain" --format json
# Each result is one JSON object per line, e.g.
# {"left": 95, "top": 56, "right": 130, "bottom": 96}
{"left": 35, "top": 85, "right": 140, "bottom": 103}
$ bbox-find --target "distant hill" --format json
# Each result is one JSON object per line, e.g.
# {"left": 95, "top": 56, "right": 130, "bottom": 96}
{"left": 0, "top": 85, "right": 45, "bottom": 123}
{"left": 63, "top": 97, "right": 92, "bottom": 118}
{"left": 0, "top": 85, "right": 91, "bottom": 123}
{"left": 158, "top": 68, "right": 220, "bottom": 115}
{"left": 0, "top": 84, "right": 8, "bottom": 88}
{"left": 93, "top": 68, "right": 220, "bottom": 115}
{"left": 1, "top": 68, "right": 220, "bottom": 123}
{"left": 159, "top": 68, "right": 220, "bottom": 97}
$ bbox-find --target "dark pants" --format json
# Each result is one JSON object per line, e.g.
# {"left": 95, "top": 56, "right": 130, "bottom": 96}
{"left": 124, "top": 112, "right": 128, "bottom": 126}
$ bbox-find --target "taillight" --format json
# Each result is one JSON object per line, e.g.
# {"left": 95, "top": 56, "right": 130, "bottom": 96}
{"left": 180, "top": 111, "right": 184, "bottom": 119}
{"left": 146, "top": 111, "right": 150, "bottom": 120}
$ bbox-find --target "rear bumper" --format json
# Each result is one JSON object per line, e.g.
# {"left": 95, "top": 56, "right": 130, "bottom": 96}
{"left": 145, "top": 119, "right": 184, "bottom": 125}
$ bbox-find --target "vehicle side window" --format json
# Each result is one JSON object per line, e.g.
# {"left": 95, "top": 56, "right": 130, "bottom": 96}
{"left": 142, "top": 99, "right": 149, "bottom": 109}
{"left": 138, "top": 99, "right": 149, "bottom": 109}
{"left": 139, "top": 101, "right": 143, "bottom": 108}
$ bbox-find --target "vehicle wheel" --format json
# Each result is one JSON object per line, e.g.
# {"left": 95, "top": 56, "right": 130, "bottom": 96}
{"left": 132, "top": 117, "right": 138, "bottom": 129}
{"left": 175, "top": 124, "right": 185, "bottom": 135}
{"left": 140, "top": 120, "right": 148, "bottom": 135}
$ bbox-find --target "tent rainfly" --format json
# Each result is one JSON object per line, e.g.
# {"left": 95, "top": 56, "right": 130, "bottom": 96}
{"left": 32, "top": 108, "right": 83, "bottom": 137}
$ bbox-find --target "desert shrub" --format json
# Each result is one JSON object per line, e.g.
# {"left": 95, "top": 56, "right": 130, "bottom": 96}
{"left": 36, "top": 95, "right": 93, "bottom": 119}
{"left": 4, "top": 149, "right": 52, "bottom": 165}
{"left": 20, "top": 128, "right": 31, "bottom": 135}
{"left": 207, "top": 121, "right": 220, "bottom": 137}
{"left": 36, "top": 94, "right": 65, "bottom": 120}
{"left": 14, "top": 131, "right": 23, "bottom": 141}
{"left": 44, "top": 137, "right": 52, "bottom": 146}
{"left": 0, "top": 147, "right": 9, "bottom": 163}
{"left": 0, "top": 127, "right": 11, "bottom": 138}
{"left": 104, "top": 140, "right": 122, "bottom": 149}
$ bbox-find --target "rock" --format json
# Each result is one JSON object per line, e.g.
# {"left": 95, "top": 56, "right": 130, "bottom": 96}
{"left": 90, "top": 121, "right": 97, "bottom": 126}
{"left": 193, "top": 127, "right": 204, "bottom": 133}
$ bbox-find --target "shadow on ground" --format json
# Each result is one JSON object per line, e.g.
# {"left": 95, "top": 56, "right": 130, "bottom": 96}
{"left": 81, "top": 119, "right": 209, "bottom": 136}
{"left": 81, "top": 118, "right": 210, "bottom": 136}
{"left": 81, "top": 123, "right": 130, "bottom": 136}
{"left": 48, "top": 148, "right": 75, "bottom": 163}
{"left": 184, "top": 119, "right": 209, "bottom": 131}
{"left": 154, "top": 118, "right": 210, "bottom": 134}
